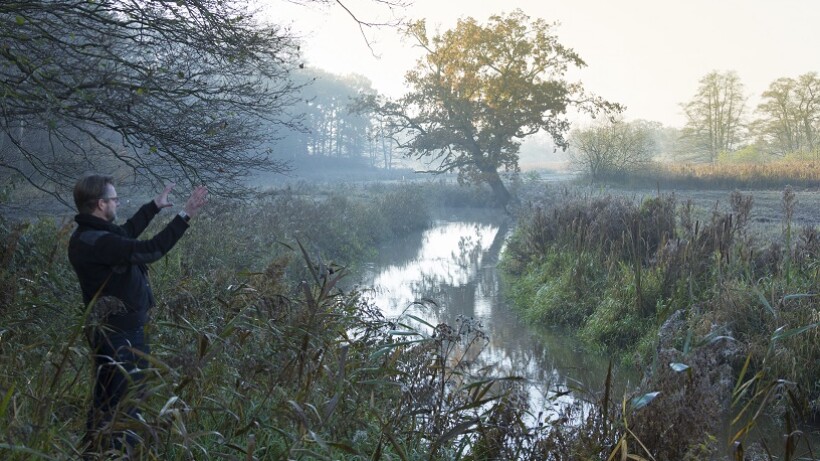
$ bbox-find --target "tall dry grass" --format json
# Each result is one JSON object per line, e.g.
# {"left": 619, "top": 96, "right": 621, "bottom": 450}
{"left": 2, "top": 180, "right": 817, "bottom": 460}
{"left": 595, "top": 159, "right": 820, "bottom": 190}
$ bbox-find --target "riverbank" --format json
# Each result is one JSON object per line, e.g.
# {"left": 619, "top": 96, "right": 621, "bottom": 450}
{"left": 502, "top": 183, "right": 820, "bottom": 458}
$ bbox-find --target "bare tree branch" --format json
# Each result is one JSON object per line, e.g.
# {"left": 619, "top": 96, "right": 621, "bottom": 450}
{"left": 1, "top": 0, "right": 303, "bottom": 203}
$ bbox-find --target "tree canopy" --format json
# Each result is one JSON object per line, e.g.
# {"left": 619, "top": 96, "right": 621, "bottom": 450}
{"left": 1, "top": 0, "right": 301, "bottom": 201}
{"left": 360, "top": 10, "right": 620, "bottom": 207}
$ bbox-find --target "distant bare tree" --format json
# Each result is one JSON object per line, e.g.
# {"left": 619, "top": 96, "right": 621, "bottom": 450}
{"left": 680, "top": 71, "right": 747, "bottom": 163}
{"left": 752, "top": 73, "right": 820, "bottom": 157}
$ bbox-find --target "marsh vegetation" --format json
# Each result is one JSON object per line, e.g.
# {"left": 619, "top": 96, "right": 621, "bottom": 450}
{"left": 505, "top": 180, "right": 820, "bottom": 459}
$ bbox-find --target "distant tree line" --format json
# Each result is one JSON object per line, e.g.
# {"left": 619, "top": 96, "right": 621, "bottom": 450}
{"left": 569, "top": 70, "right": 820, "bottom": 178}
{"left": 677, "top": 70, "right": 820, "bottom": 162}
{"left": 13, "top": 0, "right": 810, "bottom": 200}
{"left": 270, "top": 69, "right": 396, "bottom": 169}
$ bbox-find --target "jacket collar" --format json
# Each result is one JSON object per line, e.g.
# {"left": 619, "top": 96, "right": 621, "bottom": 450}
{"left": 74, "top": 213, "right": 126, "bottom": 236}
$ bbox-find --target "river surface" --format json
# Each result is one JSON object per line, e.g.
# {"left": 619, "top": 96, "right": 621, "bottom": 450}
{"left": 355, "top": 210, "right": 635, "bottom": 419}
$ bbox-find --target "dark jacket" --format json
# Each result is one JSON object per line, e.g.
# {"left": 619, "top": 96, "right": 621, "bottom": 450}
{"left": 68, "top": 201, "right": 189, "bottom": 330}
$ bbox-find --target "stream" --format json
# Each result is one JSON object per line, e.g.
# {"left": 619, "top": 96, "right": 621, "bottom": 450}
{"left": 355, "top": 210, "right": 634, "bottom": 420}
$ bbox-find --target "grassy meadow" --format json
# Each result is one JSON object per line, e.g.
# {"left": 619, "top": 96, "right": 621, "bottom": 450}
{"left": 0, "top": 172, "right": 818, "bottom": 460}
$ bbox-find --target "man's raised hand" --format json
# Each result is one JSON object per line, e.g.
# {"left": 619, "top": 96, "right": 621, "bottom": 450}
{"left": 183, "top": 186, "right": 208, "bottom": 219}
{"left": 154, "top": 183, "right": 176, "bottom": 209}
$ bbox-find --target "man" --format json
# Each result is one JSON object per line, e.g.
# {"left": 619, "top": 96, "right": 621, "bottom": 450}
{"left": 68, "top": 174, "right": 207, "bottom": 456}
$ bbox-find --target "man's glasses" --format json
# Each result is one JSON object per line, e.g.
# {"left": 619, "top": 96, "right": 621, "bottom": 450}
{"left": 101, "top": 196, "right": 120, "bottom": 204}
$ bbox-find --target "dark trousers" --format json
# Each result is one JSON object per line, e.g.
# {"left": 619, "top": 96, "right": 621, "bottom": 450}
{"left": 84, "top": 325, "right": 149, "bottom": 455}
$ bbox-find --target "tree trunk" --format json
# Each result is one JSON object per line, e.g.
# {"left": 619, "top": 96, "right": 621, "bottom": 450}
{"left": 484, "top": 169, "right": 511, "bottom": 208}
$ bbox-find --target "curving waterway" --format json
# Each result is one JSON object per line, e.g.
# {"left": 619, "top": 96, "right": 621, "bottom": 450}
{"left": 355, "top": 210, "right": 635, "bottom": 420}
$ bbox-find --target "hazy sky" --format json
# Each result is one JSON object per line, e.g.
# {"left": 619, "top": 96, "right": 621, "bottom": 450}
{"left": 271, "top": 0, "right": 820, "bottom": 128}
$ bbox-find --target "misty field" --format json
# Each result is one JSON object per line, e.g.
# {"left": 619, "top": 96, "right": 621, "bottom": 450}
{"left": 607, "top": 186, "right": 820, "bottom": 237}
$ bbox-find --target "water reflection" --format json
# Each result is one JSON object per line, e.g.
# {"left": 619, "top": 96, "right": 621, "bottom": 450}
{"left": 358, "top": 215, "right": 633, "bottom": 421}
{"left": 366, "top": 221, "right": 498, "bottom": 319}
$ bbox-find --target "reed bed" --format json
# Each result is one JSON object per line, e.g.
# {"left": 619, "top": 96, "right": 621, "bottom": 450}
{"left": 2, "top": 180, "right": 817, "bottom": 460}
{"left": 597, "top": 159, "right": 820, "bottom": 191}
